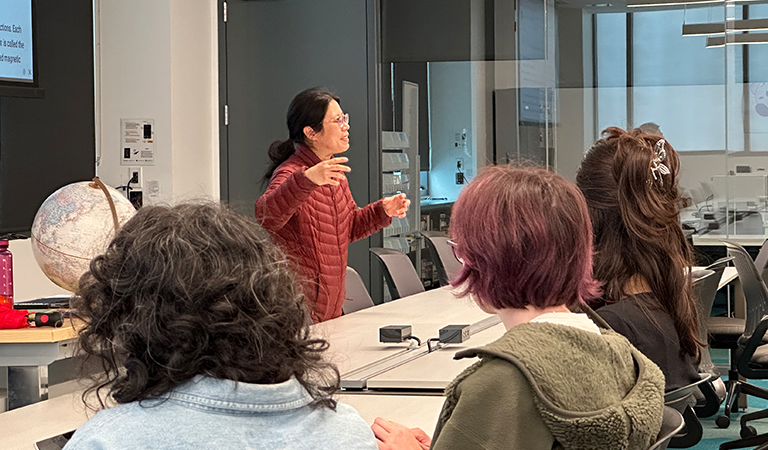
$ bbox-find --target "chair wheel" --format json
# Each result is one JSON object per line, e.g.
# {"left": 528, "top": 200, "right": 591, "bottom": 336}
{"left": 716, "top": 415, "right": 731, "bottom": 428}
{"left": 741, "top": 425, "right": 757, "bottom": 438}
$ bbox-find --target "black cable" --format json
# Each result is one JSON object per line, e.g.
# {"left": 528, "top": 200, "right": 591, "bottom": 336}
{"left": 427, "top": 338, "right": 441, "bottom": 353}
{"left": 116, "top": 181, "right": 133, "bottom": 193}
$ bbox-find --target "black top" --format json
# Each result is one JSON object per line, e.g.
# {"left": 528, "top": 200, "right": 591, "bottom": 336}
{"left": 597, "top": 293, "right": 700, "bottom": 392}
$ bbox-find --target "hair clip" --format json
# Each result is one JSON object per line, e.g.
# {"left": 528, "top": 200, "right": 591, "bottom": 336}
{"left": 650, "top": 139, "right": 670, "bottom": 185}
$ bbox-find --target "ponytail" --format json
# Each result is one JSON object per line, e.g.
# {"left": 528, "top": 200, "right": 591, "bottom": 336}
{"left": 264, "top": 139, "right": 296, "bottom": 183}
{"left": 577, "top": 126, "right": 701, "bottom": 362}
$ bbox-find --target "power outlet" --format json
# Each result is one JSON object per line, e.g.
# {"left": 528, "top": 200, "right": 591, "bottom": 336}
{"left": 455, "top": 158, "right": 464, "bottom": 185}
{"left": 129, "top": 190, "right": 143, "bottom": 209}
{"left": 127, "top": 167, "right": 143, "bottom": 188}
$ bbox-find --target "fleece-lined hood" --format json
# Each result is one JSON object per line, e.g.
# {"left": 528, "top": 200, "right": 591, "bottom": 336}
{"left": 452, "top": 322, "right": 665, "bottom": 450}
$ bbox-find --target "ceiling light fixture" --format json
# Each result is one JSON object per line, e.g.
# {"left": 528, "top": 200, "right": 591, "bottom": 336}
{"left": 630, "top": 0, "right": 762, "bottom": 7}
{"left": 706, "top": 32, "right": 768, "bottom": 47}
{"left": 683, "top": 18, "right": 768, "bottom": 36}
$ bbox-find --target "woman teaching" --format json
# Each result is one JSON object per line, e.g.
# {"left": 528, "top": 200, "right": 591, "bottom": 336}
{"left": 255, "top": 87, "right": 410, "bottom": 323}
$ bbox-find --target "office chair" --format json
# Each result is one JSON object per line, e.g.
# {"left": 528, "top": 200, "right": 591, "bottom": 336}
{"left": 715, "top": 242, "right": 768, "bottom": 443}
{"left": 343, "top": 266, "right": 375, "bottom": 314}
{"left": 421, "top": 231, "right": 462, "bottom": 286}
{"left": 702, "top": 257, "right": 742, "bottom": 355}
{"left": 665, "top": 374, "right": 710, "bottom": 448}
{"left": 719, "top": 316, "right": 768, "bottom": 449}
{"left": 369, "top": 247, "right": 425, "bottom": 300}
{"left": 692, "top": 258, "right": 733, "bottom": 418}
{"left": 754, "top": 238, "right": 768, "bottom": 280}
{"left": 648, "top": 407, "right": 686, "bottom": 450}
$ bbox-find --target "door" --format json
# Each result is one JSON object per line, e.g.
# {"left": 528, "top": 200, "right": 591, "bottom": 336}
{"left": 219, "top": 0, "right": 384, "bottom": 301}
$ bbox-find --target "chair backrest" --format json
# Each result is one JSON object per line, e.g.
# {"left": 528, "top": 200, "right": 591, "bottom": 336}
{"left": 421, "top": 231, "right": 462, "bottom": 286}
{"left": 755, "top": 238, "right": 768, "bottom": 279}
{"left": 664, "top": 374, "right": 711, "bottom": 412}
{"left": 696, "top": 257, "right": 733, "bottom": 374}
{"left": 647, "top": 406, "right": 685, "bottom": 450}
{"left": 369, "top": 247, "right": 425, "bottom": 300}
{"left": 662, "top": 374, "right": 709, "bottom": 448}
{"left": 724, "top": 241, "right": 768, "bottom": 339}
{"left": 691, "top": 269, "right": 716, "bottom": 371}
{"left": 343, "top": 266, "right": 375, "bottom": 314}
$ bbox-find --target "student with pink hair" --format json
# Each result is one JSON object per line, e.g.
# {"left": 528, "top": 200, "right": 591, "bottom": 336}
{"left": 372, "top": 165, "right": 665, "bottom": 450}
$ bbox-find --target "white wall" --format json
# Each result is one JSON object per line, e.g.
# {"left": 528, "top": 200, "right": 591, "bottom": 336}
{"left": 8, "top": 240, "right": 69, "bottom": 300}
{"left": 170, "top": 0, "right": 220, "bottom": 201}
{"left": 97, "top": 0, "right": 219, "bottom": 203}
{"left": 96, "top": 0, "right": 173, "bottom": 202}
{"left": 428, "top": 62, "right": 474, "bottom": 203}
{"left": 11, "top": 0, "right": 219, "bottom": 301}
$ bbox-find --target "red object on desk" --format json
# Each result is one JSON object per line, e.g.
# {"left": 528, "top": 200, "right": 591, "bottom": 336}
{"left": 0, "top": 303, "right": 29, "bottom": 329}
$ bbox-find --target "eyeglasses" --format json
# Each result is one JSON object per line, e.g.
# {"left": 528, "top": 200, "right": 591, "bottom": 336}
{"left": 327, "top": 113, "right": 349, "bottom": 127}
{"left": 446, "top": 239, "right": 464, "bottom": 265}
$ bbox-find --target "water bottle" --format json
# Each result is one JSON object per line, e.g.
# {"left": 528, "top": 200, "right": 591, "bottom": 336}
{"left": 0, "top": 240, "right": 13, "bottom": 307}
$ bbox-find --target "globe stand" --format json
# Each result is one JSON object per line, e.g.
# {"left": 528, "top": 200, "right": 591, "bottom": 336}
{"left": 89, "top": 177, "right": 121, "bottom": 236}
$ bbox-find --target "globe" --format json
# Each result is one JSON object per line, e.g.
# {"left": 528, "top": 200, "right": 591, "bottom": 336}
{"left": 30, "top": 179, "right": 136, "bottom": 292}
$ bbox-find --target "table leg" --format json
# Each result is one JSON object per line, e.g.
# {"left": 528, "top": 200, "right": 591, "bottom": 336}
{"left": 7, "top": 365, "right": 49, "bottom": 410}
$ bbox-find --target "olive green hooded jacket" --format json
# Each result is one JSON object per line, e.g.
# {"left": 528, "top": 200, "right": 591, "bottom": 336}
{"left": 430, "top": 322, "right": 666, "bottom": 450}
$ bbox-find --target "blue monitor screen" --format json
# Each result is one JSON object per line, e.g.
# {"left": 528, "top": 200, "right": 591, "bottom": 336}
{"left": 0, "top": 0, "right": 34, "bottom": 84}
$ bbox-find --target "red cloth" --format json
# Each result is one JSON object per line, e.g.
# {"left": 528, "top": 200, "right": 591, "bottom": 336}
{"left": 255, "top": 144, "right": 391, "bottom": 322}
{"left": 0, "top": 304, "right": 29, "bottom": 329}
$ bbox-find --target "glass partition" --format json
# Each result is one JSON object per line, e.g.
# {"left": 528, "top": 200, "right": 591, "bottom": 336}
{"left": 378, "top": 0, "right": 768, "bottom": 294}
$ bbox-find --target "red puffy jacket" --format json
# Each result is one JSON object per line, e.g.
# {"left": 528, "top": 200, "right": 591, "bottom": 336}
{"left": 255, "top": 145, "right": 391, "bottom": 322}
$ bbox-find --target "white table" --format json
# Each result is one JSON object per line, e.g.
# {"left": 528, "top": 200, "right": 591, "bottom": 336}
{"left": 340, "top": 393, "right": 445, "bottom": 434}
{"left": 693, "top": 235, "right": 768, "bottom": 247}
{"left": 365, "top": 322, "right": 505, "bottom": 391}
{"left": 311, "top": 286, "right": 493, "bottom": 380}
{"left": 0, "top": 321, "right": 80, "bottom": 410}
{"left": 716, "top": 266, "right": 739, "bottom": 290}
{"left": 0, "top": 391, "right": 89, "bottom": 450}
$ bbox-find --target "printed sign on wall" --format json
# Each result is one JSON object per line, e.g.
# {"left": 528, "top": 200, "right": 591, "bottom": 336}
{"left": 121, "top": 119, "right": 155, "bottom": 165}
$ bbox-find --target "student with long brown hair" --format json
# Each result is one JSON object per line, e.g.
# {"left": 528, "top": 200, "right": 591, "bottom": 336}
{"left": 576, "top": 126, "right": 701, "bottom": 391}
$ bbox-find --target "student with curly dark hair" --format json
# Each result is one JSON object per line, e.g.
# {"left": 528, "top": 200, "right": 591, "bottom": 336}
{"left": 576, "top": 127, "right": 702, "bottom": 391}
{"left": 64, "top": 203, "right": 377, "bottom": 450}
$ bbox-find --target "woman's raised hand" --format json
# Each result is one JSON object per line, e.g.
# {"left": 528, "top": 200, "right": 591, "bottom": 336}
{"left": 304, "top": 157, "right": 351, "bottom": 186}
{"left": 383, "top": 193, "right": 410, "bottom": 218}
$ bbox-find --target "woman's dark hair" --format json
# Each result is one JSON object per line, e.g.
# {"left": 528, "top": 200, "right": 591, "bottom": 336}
{"left": 73, "top": 202, "right": 339, "bottom": 410}
{"left": 576, "top": 126, "right": 701, "bottom": 361}
{"left": 264, "top": 87, "right": 341, "bottom": 182}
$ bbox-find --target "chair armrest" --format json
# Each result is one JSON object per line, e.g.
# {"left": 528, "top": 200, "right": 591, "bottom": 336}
{"left": 737, "top": 314, "right": 768, "bottom": 379}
